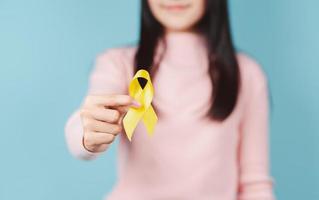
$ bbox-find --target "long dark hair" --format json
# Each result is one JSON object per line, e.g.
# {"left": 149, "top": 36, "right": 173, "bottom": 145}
{"left": 135, "top": 0, "right": 240, "bottom": 121}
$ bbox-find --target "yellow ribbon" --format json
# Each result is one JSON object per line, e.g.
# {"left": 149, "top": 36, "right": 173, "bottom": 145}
{"left": 123, "top": 69, "right": 158, "bottom": 141}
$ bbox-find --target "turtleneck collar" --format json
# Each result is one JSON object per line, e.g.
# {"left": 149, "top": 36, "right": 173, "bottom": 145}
{"left": 155, "top": 31, "right": 207, "bottom": 66}
{"left": 164, "top": 31, "right": 204, "bottom": 45}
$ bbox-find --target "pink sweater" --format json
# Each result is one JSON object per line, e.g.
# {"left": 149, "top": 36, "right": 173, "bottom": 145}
{"left": 65, "top": 32, "right": 275, "bottom": 200}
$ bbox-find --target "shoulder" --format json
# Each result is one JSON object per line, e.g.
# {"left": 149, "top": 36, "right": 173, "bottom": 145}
{"left": 92, "top": 46, "right": 137, "bottom": 79}
{"left": 235, "top": 53, "right": 270, "bottom": 115}
{"left": 236, "top": 52, "right": 268, "bottom": 91}
{"left": 87, "top": 46, "right": 138, "bottom": 94}
{"left": 95, "top": 46, "right": 137, "bottom": 65}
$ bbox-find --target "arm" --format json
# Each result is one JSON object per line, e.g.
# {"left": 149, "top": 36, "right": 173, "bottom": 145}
{"left": 237, "top": 71, "right": 276, "bottom": 199}
{"left": 64, "top": 50, "right": 128, "bottom": 160}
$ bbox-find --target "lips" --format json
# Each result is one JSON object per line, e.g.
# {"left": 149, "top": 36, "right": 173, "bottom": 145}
{"left": 160, "top": 3, "right": 191, "bottom": 12}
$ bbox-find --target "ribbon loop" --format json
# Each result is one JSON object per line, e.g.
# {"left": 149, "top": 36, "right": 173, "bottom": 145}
{"left": 123, "top": 69, "right": 158, "bottom": 141}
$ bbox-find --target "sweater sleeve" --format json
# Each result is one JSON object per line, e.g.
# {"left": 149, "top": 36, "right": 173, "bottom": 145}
{"left": 64, "top": 49, "right": 128, "bottom": 160}
{"left": 237, "top": 63, "right": 276, "bottom": 199}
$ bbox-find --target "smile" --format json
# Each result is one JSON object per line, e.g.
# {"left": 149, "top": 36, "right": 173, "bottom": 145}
{"left": 160, "top": 3, "right": 191, "bottom": 12}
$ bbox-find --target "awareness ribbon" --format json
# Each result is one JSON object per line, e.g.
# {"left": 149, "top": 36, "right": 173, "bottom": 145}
{"left": 123, "top": 69, "right": 158, "bottom": 141}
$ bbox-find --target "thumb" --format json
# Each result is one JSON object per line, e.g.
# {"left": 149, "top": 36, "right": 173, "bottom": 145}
{"left": 117, "top": 100, "right": 141, "bottom": 113}
{"left": 116, "top": 101, "right": 141, "bottom": 125}
{"left": 116, "top": 106, "right": 131, "bottom": 126}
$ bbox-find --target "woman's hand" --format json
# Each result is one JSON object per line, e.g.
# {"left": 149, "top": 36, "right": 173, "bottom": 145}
{"left": 80, "top": 94, "right": 140, "bottom": 153}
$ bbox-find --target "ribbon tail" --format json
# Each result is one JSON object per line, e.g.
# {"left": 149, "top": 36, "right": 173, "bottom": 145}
{"left": 142, "top": 105, "right": 158, "bottom": 136}
{"left": 123, "top": 108, "right": 143, "bottom": 141}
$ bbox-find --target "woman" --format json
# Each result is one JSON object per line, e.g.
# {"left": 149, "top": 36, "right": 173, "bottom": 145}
{"left": 65, "top": 0, "right": 276, "bottom": 199}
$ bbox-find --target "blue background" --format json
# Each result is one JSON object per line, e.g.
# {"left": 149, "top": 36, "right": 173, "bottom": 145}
{"left": 0, "top": 0, "right": 318, "bottom": 199}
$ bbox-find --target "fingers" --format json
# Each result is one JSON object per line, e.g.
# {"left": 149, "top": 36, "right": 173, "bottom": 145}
{"left": 84, "top": 107, "right": 121, "bottom": 123}
{"left": 82, "top": 118, "right": 122, "bottom": 135}
{"left": 85, "top": 94, "right": 140, "bottom": 108}
{"left": 80, "top": 94, "right": 141, "bottom": 152}
{"left": 83, "top": 131, "right": 116, "bottom": 146}
{"left": 115, "top": 105, "right": 130, "bottom": 114}
{"left": 80, "top": 94, "right": 140, "bottom": 153}
{"left": 81, "top": 105, "right": 131, "bottom": 124}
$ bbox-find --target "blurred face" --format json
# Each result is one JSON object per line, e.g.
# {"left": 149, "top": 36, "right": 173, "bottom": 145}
{"left": 148, "top": 0, "right": 206, "bottom": 32}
